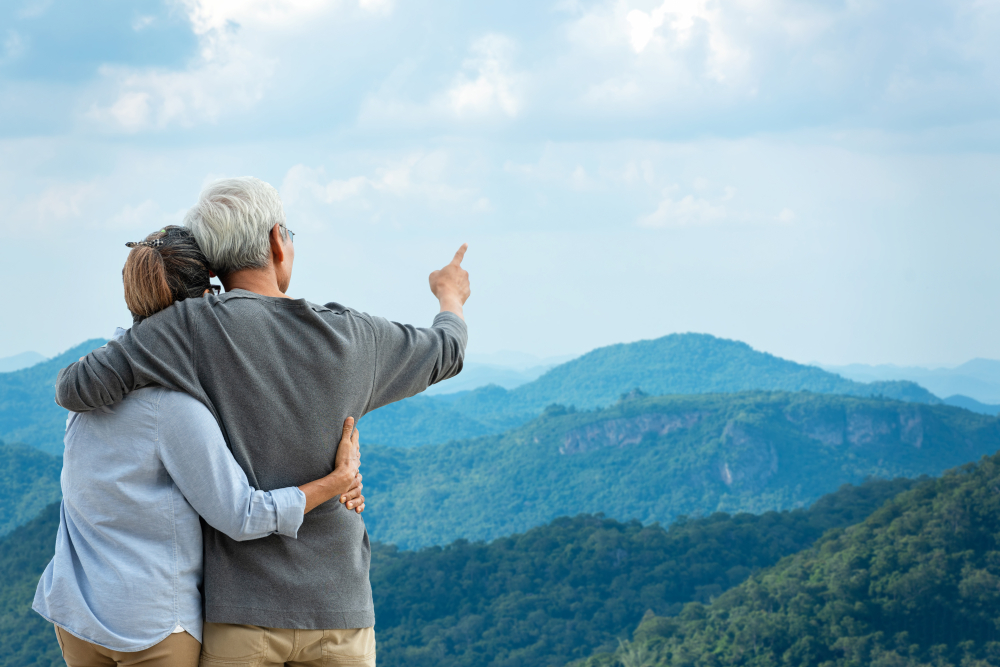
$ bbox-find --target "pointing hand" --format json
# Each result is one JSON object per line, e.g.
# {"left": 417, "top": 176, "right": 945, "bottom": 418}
{"left": 428, "top": 244, "right": 471, "bottom": 319}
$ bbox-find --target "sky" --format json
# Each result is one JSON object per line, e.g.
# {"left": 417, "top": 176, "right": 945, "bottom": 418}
{"left": 1, "top": 0, "right": 999, "bottom": 366}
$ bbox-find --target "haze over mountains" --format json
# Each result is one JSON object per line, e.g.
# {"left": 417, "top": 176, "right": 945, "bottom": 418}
{"left": 0, "top": 352, "right": 46, "bottom": 374}
{"left": 422, "top": 351, "right": 575, "bottom": 396}
{"left": 824, "top": 359, "right": 1000, "bottom": 409}
{"left": 0, "top": 339, "right": 107, "bottom": 456}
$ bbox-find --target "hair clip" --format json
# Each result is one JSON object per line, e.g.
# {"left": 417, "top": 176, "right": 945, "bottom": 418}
{"left": 125, "top": 239, "right": 164, "bottom": 249}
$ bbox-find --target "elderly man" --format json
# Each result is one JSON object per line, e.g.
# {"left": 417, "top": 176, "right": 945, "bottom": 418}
{"left": 55, "top": 177, "right": 470, "bottom": 667}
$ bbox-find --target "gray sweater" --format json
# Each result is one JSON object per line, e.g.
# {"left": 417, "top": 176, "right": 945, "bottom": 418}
{"left": 55, "top": 289, "right": 467, "bottom": 630}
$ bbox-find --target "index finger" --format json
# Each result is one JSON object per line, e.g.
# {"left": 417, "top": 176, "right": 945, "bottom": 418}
{"left": 450, "top": 243, "right": 468, "bottom": 266}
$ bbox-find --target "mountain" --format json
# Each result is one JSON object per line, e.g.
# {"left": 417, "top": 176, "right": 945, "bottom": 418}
{"left": 0, "top": 339, "right": 106, "bottom": 455}
{"left": 363, "top": 333, "right": 943, "bottom": 448}
{"left": 5, "top": 333, "right": 944, "bottom": 453}
{"left": 0, "top": 442, "right": 61, "bottom": 537}
{"left": 577, "top": 448, "right": 1000, "bottom": 667}
{"left": 0, "top": 503, "right": 61, "bottom": 667}
{"left": 361, "top": 391, "right": 1000, "bottom": 549}
{"left": 942, "top": 394, "right": 1000, "bottom": 416}
{"left": 0, "top": 352, "right": 46, "bottom": 374}
{"left": 825, "top": 357, "right": 1000, "bottom": 405}
{"left": 0, "top": 479, "right": 916, "bottom": 667}
{"left": 423, "top": 361, "right": 555, "bottom": 396}
{"left": 371, "top": 478, "right": 918, "bottom": 667}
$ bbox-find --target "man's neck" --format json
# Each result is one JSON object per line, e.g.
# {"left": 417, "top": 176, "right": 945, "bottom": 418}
{"left": 221, "top": 268, "right": 291, "bottom": 299}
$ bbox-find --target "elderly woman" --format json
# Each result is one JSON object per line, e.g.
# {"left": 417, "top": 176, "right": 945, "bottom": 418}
{"left": 33, "top": 226, "right": 365, "bottom": 667}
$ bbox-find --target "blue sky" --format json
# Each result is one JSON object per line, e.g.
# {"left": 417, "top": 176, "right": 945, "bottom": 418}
{"left": 1, "top": 0, "right": 999, "bottom": 366}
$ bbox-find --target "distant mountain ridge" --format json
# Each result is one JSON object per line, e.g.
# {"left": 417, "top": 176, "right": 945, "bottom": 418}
{"left": 0, "top": 333, "right": 959, "bottom": 455}
{"left": 0, "top": 339, "right": 106, "bottom": 455}
{"left": 363, "top": 333, "right": 943, "bottom": 447}
{"left": 0, "top": 352, "right": 46, "bottom": 374}
{"left": 824, "top": 357, "right": 1000, "bottom": 406}
{"left": 362, "top": 391, "right": 1000, "bottom": 549}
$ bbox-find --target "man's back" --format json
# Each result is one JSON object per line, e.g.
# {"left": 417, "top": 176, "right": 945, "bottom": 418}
{"left": 56, "top": 288, "right": 467, "bottom": 629}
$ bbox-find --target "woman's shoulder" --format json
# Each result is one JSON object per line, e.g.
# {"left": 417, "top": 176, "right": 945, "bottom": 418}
{"left": 145, "top": 387, "right": 212, "bottom": 416}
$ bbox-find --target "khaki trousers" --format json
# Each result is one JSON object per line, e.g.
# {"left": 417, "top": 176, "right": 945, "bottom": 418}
{"left": 199, "top": 623, "right": 375, "bottom": 667}
{"left": 55, "top": 626, "right": 201, "bottom": 667}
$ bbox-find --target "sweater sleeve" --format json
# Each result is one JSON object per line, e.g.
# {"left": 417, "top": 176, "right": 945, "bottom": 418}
{"left": 363, "top": 311, "right": 468, "bottom": 414}
{"left": 55, "top": 303, "right": 201, "bottom": 413}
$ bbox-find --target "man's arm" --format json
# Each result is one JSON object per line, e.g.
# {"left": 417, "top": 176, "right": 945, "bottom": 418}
{"left": 55, "top": 304, "right": 200, "bottom": 413}
{"left": 363, "top": 244, "right": 471, "bottom": 413}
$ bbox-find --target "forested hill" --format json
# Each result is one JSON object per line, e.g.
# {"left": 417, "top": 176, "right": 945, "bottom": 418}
{"left": 362, "top": 391, "right": 1000, "bottom": 548}
{"left": 0, "top": 339, "right": 106, "bottom": 455}
{"left": 0, "top": 479, "right": 917, "bottom": 667}
{"left": 363, "top": 333, "right": 941, "bottom": 447}
{"left": 578, "top": 450, "right": 1000, "bottom": 667}
{"left": 0, "top": 333, "right": 941, "bottom": 454}
{"left": 0, "top": 442, "right": 60, "bottom": 537}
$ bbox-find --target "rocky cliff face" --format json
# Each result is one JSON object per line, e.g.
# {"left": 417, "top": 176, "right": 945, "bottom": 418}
{"left": 717, "top": 421, "right": 779, "bottom": 491}
{"left": 555, "top": 402, "right": 935, "bottom": 495}
{"left": 559, "top": 412, "right": 705, "bottom": 455}
{"left": 785, "top": 403, "right": 925, "bottom": 449}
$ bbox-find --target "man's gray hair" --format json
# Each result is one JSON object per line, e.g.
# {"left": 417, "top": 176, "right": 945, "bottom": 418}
{"left": 183, "top": 177, "right": 286, "bottom": 276}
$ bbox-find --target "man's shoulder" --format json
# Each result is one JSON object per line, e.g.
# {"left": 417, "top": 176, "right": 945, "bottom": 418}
{"left": 316, "top": 301, "right": 378, "bottom": 328}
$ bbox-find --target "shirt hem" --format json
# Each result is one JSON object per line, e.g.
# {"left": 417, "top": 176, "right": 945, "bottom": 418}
{"left": 33, "top": 607, "right": 194, "bottom": 652}
{"left": 205, "top": 605, "right": 375, "bottom": 630}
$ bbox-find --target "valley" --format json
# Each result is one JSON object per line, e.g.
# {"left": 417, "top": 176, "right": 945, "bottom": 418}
{"left": 2, "top": 332, "right": 999, "bottom": 666}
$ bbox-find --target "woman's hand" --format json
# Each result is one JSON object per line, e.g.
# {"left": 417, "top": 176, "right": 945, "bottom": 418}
{"left": 299, "top": 417, "right": 365, "bottom": 514}
{"left": 340, "top": 473, "right": 365, "bottom": 514}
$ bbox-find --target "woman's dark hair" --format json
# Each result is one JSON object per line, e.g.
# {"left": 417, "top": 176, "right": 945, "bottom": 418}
{"left": 122, "top": 226, "right": 214, "bottom": 323}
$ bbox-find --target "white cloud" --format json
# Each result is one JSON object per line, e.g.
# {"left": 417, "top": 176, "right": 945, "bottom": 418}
{"left": 448, "top": 34, "right": 522, "bottom": 118}
{"left": 17, "top": 0, "right": 52, "bottom": 19}
{"left": 2, "top": 30, "right": 26, "bottom": 63}
{"left": 638, "top": 187, "right": 728, "bottom": 228}
{"left": 178, "top": 0, "right": 333, "bottom": 34}
{"left": 626, "top": 0, "right": 734, "bottom": 69}
{"left": 89, "top": 32, "right": 274, "bottom": 131}
{"left": 358, "top": 0, "right": 393, "bottom": 14}
{"left": 87, "top": 0, "right": 370, "bottom": 132}
{"left": 358, "top": 32, "right": 525, "bottom": 128}
{"left": 33, "top": 182, "right": 99, "bottom": 222}
{"left": 108, "top": 200, "right": 185, "bottom": 230}
{"left": 132, "top": 16, "right": 156, "bottom": 31}
{"left": 281, "top": 152, "right": 480, "bottom": 212}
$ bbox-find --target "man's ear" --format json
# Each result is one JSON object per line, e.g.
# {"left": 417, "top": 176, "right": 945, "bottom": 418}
{"left": 269, "top": 224, "right": 286, "bottom": 264}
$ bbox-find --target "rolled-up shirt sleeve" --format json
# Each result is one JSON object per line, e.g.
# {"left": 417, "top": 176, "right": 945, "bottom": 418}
{"left": 155, "top": 389, "right": 305, "bottom": 541}
{"left": 361, "top": 311, "right": 468, "bottom": 414}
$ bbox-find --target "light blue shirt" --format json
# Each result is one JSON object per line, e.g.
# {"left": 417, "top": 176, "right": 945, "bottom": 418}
{"left": 32, "top": 385, "right": 307, "bottom": 651}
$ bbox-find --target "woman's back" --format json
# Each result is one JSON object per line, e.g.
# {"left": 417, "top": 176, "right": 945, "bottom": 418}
{"left": 34, "top": 384, "right": 304, "bottom": 651}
